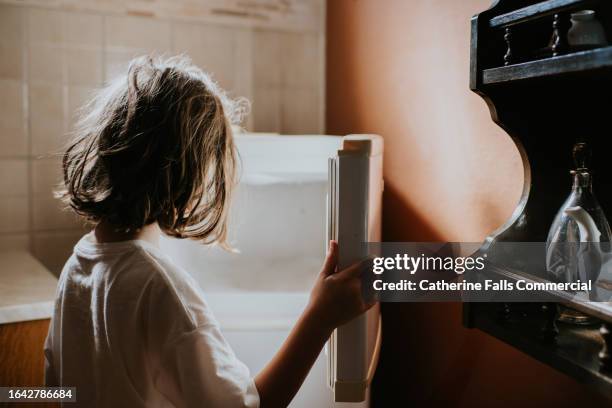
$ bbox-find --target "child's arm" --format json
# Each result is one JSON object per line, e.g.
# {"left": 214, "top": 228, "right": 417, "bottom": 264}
{"left": 254, "top": 241, "right": 373, "bottom": 408}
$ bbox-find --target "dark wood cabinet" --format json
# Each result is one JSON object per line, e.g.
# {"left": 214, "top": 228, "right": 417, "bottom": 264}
{"left": 466, "top": 0, "right": 612, "bottom": 399}
{"left": 0, "top": 319, "right": 58, "bottom": 408}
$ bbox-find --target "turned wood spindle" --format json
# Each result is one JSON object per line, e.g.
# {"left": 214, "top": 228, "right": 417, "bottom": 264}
{"left": 552, "top": 14, "right": 568, "bottom": 57}
{"left": 503, "top": 27, "right": 513, "bottom": 65}
{"left": 539, "top": 303, "right": 558, "bottom": 343}
{"left": 600, "top": 323, "right": 612, "bottom": 372}
{"left": 497, "top": 303, "right": 511, "bottom": 322}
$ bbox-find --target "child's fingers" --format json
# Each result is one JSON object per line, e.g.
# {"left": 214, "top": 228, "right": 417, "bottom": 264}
{"left": 336, "top": 257, "right": 371, "bottom": 280}
{"left": 320, "top": 240, "right": 339, "bottom": 276}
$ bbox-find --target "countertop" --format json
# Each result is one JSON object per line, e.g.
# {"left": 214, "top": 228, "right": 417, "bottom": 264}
{"left": 0, "top": 251, "right": 58, "bottom": 325}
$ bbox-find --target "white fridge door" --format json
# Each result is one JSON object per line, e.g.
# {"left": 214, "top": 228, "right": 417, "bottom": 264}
{"left": 327, "top": 134, "right": 383, "bottom": 403}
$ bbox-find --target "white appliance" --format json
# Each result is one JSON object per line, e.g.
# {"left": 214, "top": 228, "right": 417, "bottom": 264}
{"left": 327, "top": 135, "right": 383, "bottom": 403}
{"left": 161, "top": 133, "right": 383, "bottom": 406}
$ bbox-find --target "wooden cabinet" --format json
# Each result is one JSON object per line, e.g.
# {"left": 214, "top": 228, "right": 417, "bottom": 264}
{"left": 467, "top": 0, "right": 612, "bottom": 400}
{"left": 0, "top": 319, "right": 50, "bottom": 386}
{"left": 0, "top": 319, "right": 58, "bottom": 408}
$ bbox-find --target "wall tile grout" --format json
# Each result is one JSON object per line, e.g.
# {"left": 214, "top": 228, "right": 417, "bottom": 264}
{"left": 1, "top": 2, "right": 325, "bottom": 270}
{"left": 22, "top": 5, "right": 33, "bottom": 253}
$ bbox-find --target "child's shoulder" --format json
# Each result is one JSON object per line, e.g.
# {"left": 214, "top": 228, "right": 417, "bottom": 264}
{"left": 129, "top": 243, "right": 215, "bottom": 330}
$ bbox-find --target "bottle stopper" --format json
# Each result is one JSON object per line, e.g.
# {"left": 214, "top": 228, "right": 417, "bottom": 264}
{"left": 572, "top": 142, "right": 590, "bottom": 172}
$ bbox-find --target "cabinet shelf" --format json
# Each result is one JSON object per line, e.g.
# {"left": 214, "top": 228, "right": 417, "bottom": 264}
{"left": 467, "top": 301, "right": 612, "bottom": 397}
{"left": 482, "top": 46, "right": 612, "bottom": 84}
{"left": 484, "top": 264, "right": 612, "bottom": 324}
{"left": 489, "top": 0, "right": 595, "bottom": 28}
{"left": 464, "top": 264, "right": 612, "bottom": 398}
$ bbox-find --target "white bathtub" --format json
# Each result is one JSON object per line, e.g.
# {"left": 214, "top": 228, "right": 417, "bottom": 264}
{"left": 160, "top": 134, "right": 365, "bottom": 407}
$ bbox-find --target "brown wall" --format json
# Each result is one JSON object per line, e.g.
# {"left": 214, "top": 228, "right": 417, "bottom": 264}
{"left": 326, "top": 0, "right": 609, "bottom": 406}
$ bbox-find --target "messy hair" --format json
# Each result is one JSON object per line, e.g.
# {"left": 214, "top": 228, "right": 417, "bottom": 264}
{"left": 59, "top": 55, "right": 247, "bottom": 247}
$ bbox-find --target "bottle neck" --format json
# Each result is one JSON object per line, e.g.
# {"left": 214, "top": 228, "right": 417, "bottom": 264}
{"left": 572, "top": 171, "right": 592, "bottom": 192}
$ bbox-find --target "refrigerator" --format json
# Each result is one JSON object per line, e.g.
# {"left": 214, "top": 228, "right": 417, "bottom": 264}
{"left": 326, "top": 134, "right": 384, "bottom": 403}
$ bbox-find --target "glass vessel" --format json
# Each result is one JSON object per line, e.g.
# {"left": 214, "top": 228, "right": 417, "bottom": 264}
{"left": 546, "top": 143, "right": 611, "bottom": 324}
{"left": 567, "top": 10, "right": 609, "bottom": 50}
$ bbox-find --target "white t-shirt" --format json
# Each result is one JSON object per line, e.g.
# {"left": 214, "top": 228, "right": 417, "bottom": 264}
{"left": 44, "top": 234, "right": 260, "bottom": 408}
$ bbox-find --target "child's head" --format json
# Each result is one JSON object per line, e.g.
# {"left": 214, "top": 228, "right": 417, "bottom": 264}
{"left": 60, "top": 55, "right": 247, "bottom": 246}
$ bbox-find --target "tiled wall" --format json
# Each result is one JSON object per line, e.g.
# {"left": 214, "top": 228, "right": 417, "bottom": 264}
{"left": 0, "top": 3, "right": 325, "bottom": 273}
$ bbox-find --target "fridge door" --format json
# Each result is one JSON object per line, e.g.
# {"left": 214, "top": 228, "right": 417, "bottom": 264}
{"left": 326, "top": 134, "right": 383, "bottom": 403}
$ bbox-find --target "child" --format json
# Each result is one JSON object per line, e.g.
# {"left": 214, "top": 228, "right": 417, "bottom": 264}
{"left": 44, "top": 55, "right": 372, "bottom": 408}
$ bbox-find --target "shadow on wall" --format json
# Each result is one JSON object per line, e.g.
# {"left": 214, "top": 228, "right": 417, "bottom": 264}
{"left": 375, "top": 185, "right": 484, "bottom": 406}
{"left": 373, "top": 187, "right": 610, "bottom": 407}
{"left": 382, "top": 183, "right": 443, "bottom": 242}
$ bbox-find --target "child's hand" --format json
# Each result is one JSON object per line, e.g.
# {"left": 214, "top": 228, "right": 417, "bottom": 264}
{"left": 255, "top": 241, "right": 375, "bottom": 407}
{"left": 306, "top": 241, "right": 375, "bottom": 332}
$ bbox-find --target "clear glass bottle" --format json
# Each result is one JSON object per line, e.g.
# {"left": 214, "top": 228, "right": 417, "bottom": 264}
{"left": 546, "top": 143, "right": 611, "bottom": 324}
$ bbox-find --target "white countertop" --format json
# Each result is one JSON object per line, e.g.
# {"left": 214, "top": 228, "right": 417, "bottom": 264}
{"left": 0, "top": 251, "right": 58, "bottom": 325}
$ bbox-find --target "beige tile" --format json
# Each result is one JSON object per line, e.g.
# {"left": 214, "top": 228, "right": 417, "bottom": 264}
{"left": 173, "top": 24, "right": 235, "bottom": 90}
{"left": 29, "top": 45, "right": 63, "bottom": 83}
{"left": 31, "top": 157, "right": 62, "bottom": 195}
{"left": 280, "top": 87, "right": 320, "bottom": 134}
{"left": 206, "top": 58, "right": 235, "bottom": 92}
{"left": 29, "top": 83, "right": 66, "bottom": 156}
{"left": 32, "top": 230, "right": 85, "bottom": 275}
{"left": 233, "top": 28, "right": 253, "bottom": 100}
{"left": 32, "top": 193, "right": 84, "bottom": 231}
{"left": 0, "top": 128, "right": 27, "bottom": 157}
{"left": 28, "top": 8, "right": 64, "bottom": 45}
{"left": 0, "top": 5, "right": 24, "bottom": 44}
{"left": 0, "top": 42, "right": 23, "bottom": 80}
{"left": 253, "top": 30, "right": 282, "bottom": 87}
{"left": 105, "top": 15, "right": 171, "bottom": 52}
{"left": 0, "top": 80, "right": 24, "bottom": 125}
{"left": 29, "top": 83, "right": 63, "bottom": 123}
{"left": 67, "top": 86, "right": 95, "bottom": 115}
{"left": 0, "top": 196, "right": 29, "bottom": 233}
{"left": 171, "top": 23, "right": 202, "bottom": 54}
{"left": 0, "top": 80, "right": 27, "bottom": 156}
{"left": 30, "top": 118, "right": 65, "bottom": 157}
{"left": 0, "top": 159, "right": 28, "bottom": 196}
{"left": 66, "top": 48, "right": 102, "bottom": 86}
{"left": 232, "top": 29, "right": 253, "bottom": 129}
{"left": 0, "top": 233, "right": 30, "bottom": 251}
{"left": 280, "top": 32, "right": 320, "bottom": 88}
{"left": 65, "top": 13, "right": 103, "bottom": 47}
{"left": 252, "top": 86, "right": 281, "bottom": 133}
{"left": 104, "top": 49, "right": 143, "bottom": 82}
{"left": 67, "top": 86, "right": 96, "bottom": 131}
{"left": 207, "top": 25, "right": 238, "bottom": 90}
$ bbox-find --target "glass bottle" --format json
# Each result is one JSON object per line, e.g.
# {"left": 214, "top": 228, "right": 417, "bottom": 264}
{"left": 546, "top": 143, "right": 611, "bottom": 324}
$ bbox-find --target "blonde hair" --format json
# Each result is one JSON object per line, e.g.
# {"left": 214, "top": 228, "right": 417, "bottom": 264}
{"left": 59, "top": 55, "right": 247, "bottom": 247}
